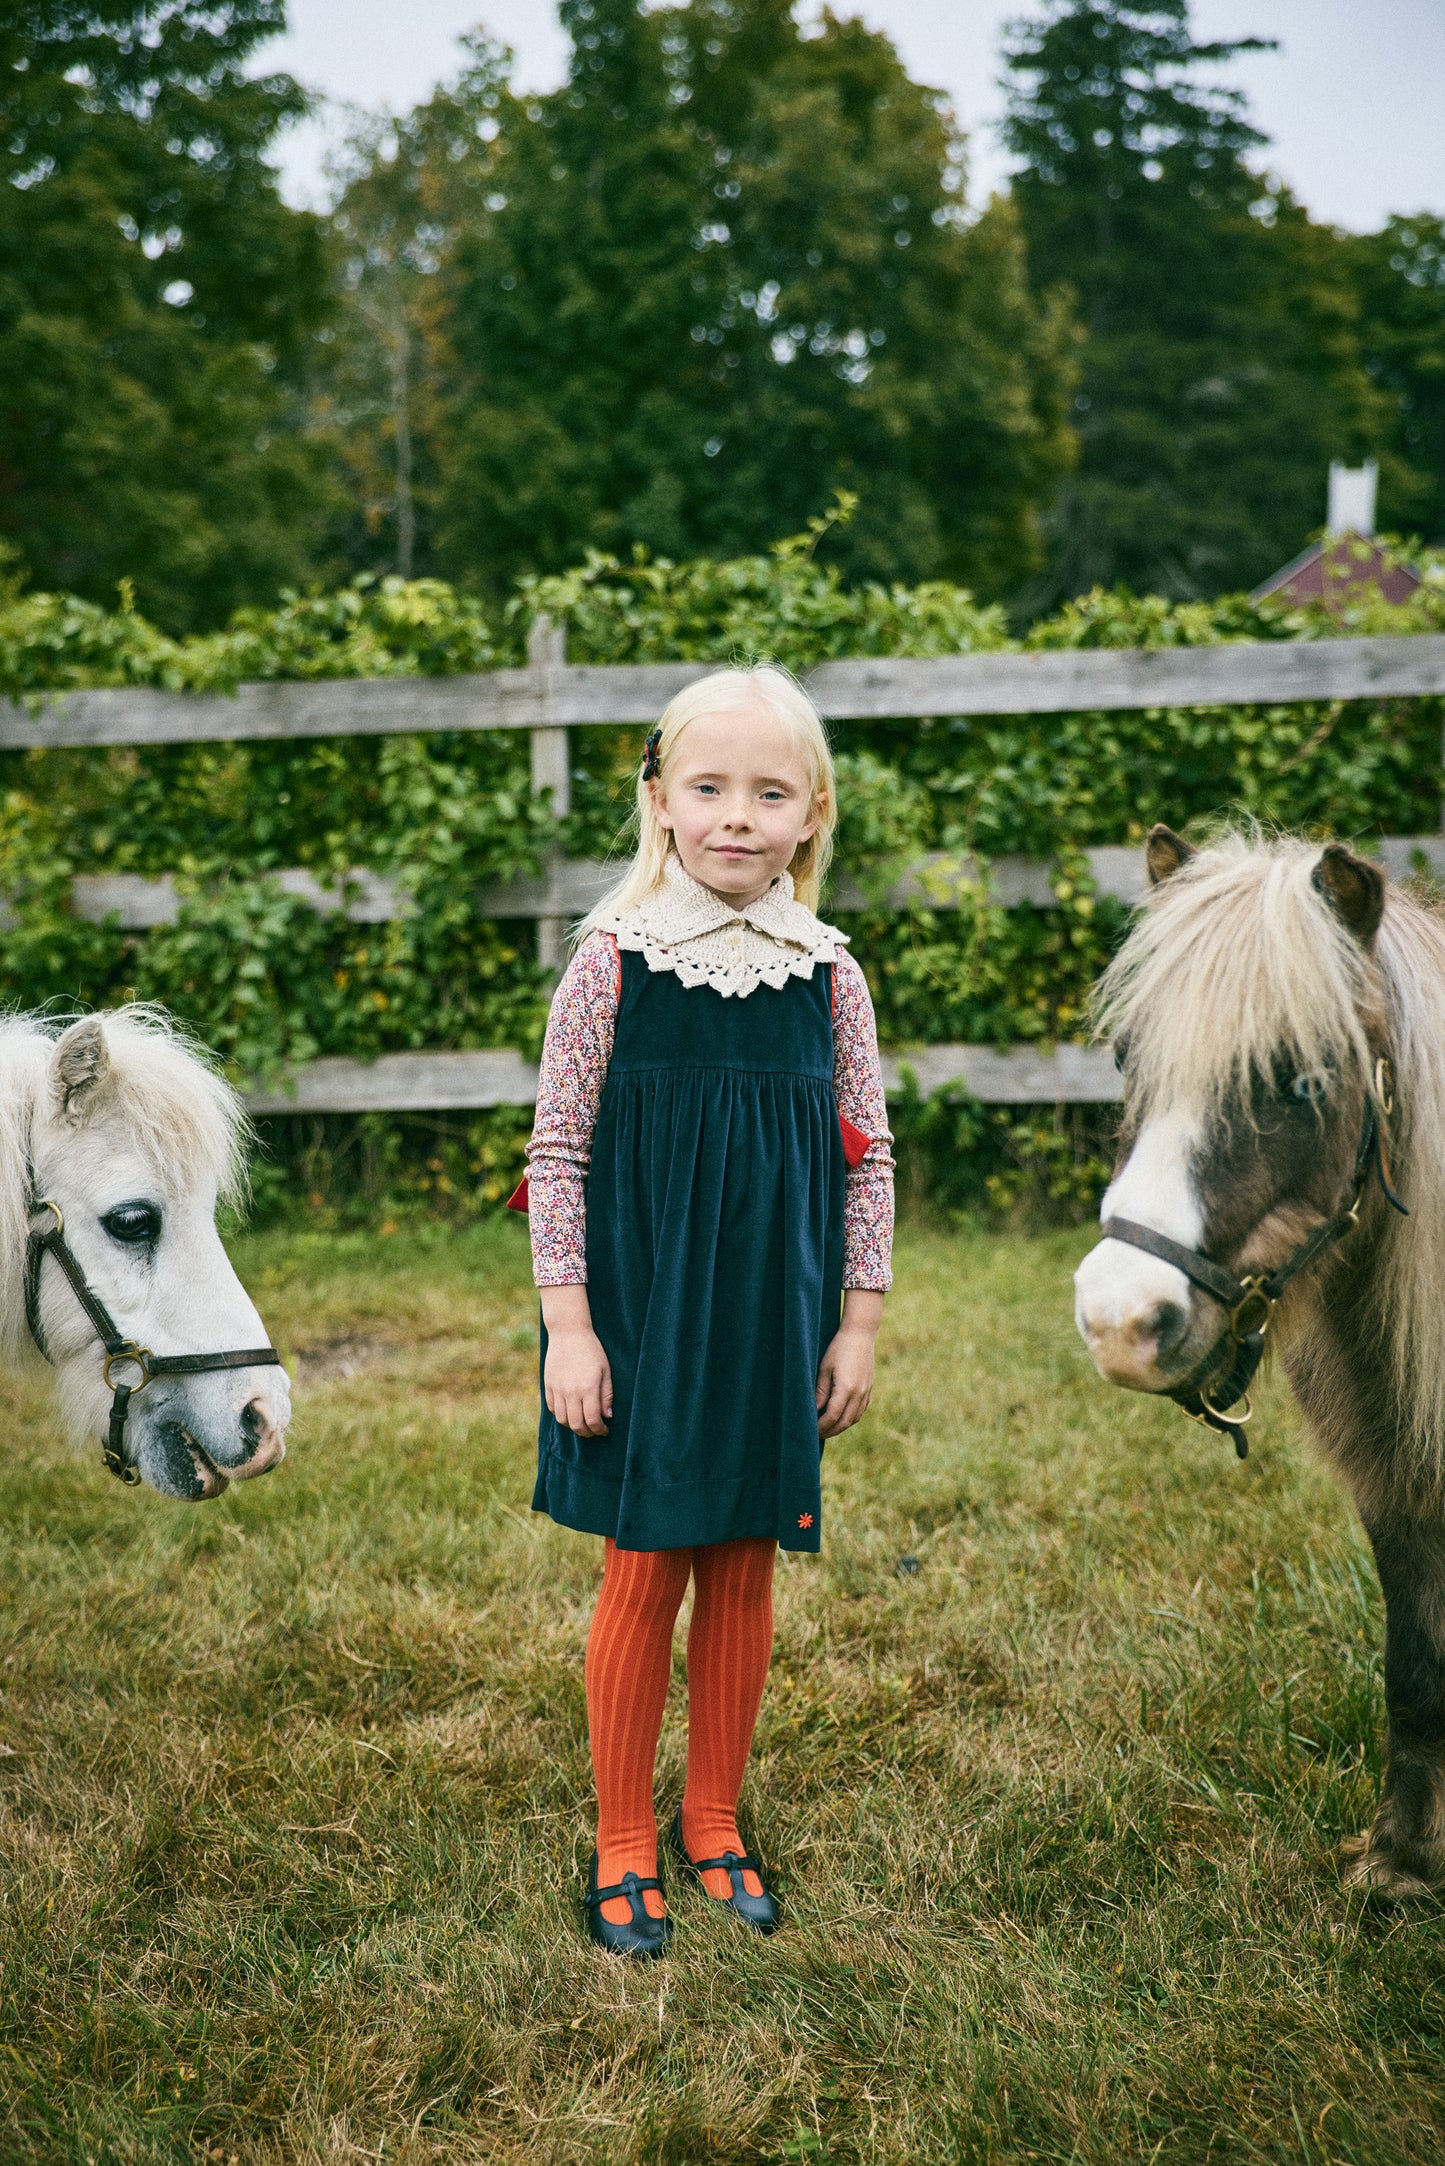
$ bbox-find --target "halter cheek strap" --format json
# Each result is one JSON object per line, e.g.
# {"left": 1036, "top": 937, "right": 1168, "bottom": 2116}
{"left": 1100, "top": 1063, "right": 1407, "bottom": 1460}
{"left": 25, "top": 1199, "right": 283, "bottom": 1486}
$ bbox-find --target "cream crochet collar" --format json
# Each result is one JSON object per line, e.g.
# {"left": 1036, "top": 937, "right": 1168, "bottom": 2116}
{"left": 592, "top": 854, "right": 848, "bottom": 1000}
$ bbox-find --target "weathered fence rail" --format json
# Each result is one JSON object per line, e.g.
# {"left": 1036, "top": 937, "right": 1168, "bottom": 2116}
{"left": 8, "top": 631, "right": 1445, "bottom": 749}
{"left": 14, "top": 621, "right": 1445, "bottom": 1111}
{"left": 242, "top": 1041, "right": 1126, "bottom": 1114}
{"left": 62, "top": 832, "right": 1445, "bottom": 931}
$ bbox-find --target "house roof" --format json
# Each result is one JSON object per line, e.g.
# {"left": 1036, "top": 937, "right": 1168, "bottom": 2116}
{"left": 1250, "top": 534, "right": 1421, "bottom": 610}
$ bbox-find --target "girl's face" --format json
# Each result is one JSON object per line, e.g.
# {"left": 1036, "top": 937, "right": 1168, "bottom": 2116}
{"left": 649, "top": 701, "right": 822, "bottom": 907}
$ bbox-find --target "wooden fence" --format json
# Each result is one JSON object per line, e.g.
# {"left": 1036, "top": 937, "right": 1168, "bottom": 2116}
{"left": 12, "top": 619, "right": 1445, "bottom": 1112}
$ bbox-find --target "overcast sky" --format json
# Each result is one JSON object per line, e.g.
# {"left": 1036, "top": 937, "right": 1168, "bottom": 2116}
{"left": 256, "top": 0, "right": 1445, "bottom": 235}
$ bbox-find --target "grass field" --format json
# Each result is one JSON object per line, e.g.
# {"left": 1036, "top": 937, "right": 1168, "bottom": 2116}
{"left": 1, "top": 1219, "right": 1443, "bottom": 2165}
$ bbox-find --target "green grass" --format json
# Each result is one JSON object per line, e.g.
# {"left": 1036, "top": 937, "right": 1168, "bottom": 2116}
{"left": 0, "top": 1220, "right": 1442, "bottom": 2164}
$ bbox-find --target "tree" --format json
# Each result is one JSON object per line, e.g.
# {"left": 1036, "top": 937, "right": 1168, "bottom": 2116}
{"left": 329, "top": 0, "right": 1077, "bottom": 600}
{"left": 1003, "top": 0, "right": 1402, "bottom": 600}
{"left": 316, "top": 40, "right": 515, "bottom": 587}
{"left": 0, "top": 2, "right": 344, "bottom": 629}
{"left": 1347, "top": 217, "right": 1445, "bottom": 545}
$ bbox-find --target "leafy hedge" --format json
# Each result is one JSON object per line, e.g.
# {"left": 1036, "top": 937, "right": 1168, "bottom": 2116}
{"left": 1, "top": 520, "right": 1441, "bottom": 1223}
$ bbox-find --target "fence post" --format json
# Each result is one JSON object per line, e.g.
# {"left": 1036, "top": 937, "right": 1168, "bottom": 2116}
{"left": 527, "top": 612, "right": 570, "bottom": 975}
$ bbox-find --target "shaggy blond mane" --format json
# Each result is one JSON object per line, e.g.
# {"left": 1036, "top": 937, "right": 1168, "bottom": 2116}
{"left": 1094, "top": 835, "right": 1379, "bottom": 1118}
{"left": 1371, "top": 899, "right": 1445, "bottom": 1466}
{"left": 0, "top": 1006, "right": 248, "bottom": 1364}
{"left": 1096, "top": 833, "right": 1445, "bottom": 1468}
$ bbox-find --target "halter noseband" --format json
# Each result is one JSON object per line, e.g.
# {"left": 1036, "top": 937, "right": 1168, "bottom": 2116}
{"left": 1100, "top": 1056, "right": 1408, "bottom": 1460}
{"left": 25, "top": 1197, "right": 284, "bottom": 1486}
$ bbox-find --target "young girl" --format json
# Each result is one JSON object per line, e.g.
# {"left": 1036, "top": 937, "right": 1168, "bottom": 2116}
{"left": 521, "top": 665, "right": 894, "bottom": 1958}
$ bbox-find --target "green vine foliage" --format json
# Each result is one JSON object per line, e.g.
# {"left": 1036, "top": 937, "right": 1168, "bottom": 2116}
{"left": 885, "top": 1074, "right": 1116, "bottom": 1226}
{"left": 0, "top": 520, "right": 1441, "bottom": 1225}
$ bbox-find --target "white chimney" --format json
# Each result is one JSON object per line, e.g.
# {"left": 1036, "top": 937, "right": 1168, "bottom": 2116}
{"left": 1327, "top": 458, "right": 1378, "bottom": 537}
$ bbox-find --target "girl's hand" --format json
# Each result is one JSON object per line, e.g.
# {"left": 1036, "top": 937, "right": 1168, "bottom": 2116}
{"left": 816, "top": 1290, "right": 884, "bottom": 1438}
{"left": 541, "top": 1286, "right": 614, "bottom": 1436}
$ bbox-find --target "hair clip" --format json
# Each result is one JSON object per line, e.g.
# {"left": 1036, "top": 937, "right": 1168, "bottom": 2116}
{"left": 641, "top": 726, "right": 662, "bottom": 782}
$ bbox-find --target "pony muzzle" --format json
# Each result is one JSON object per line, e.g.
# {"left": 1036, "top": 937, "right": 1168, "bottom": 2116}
{"left": 1074, "top": 1240, "right": 1212, "bottom": 1392}
{"left": 1077, "top": 1300, "right": 1193, "bottom": 1389}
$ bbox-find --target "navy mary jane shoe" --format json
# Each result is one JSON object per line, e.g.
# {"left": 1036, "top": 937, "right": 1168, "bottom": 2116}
{"left": 669, "top": 1809, "right": 780, "bottom": 1935}
{"left": 582, "top": 1853, "right": 673, "bottom": 1960}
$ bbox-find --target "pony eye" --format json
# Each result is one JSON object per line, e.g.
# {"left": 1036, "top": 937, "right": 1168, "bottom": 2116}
{"left": 101, "top": 1201, "right": 161, "bottom": 1246}
{"left": 1291, "top": 1071, "right": 1329, "bottom": 1103}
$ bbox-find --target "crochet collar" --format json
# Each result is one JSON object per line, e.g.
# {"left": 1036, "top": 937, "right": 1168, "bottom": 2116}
{"left": 593, "top": 853, "right": 848, "bottom": 1000}
{"left": 643, "top": 856, "right": 824, "bottom": 943}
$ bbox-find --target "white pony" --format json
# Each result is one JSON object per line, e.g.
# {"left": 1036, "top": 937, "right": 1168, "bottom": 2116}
{"left": 1, "top": 1007, "right": 290, "bottom": 1500}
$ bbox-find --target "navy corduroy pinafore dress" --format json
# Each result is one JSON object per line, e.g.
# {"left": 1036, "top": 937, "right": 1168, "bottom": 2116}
{"left": 532, "top": 947, "right": 845, "bottom": 1553}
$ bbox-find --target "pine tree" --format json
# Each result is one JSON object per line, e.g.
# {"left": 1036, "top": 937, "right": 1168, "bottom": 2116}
{"left": 1004, "top": 0, "right": 1398, "bottom": 600}
{"left": 1347, "top": 217, "right": 1445, "bottom": 544}
{"left": 0, "top": 3, "right": 342, "bottom": 629}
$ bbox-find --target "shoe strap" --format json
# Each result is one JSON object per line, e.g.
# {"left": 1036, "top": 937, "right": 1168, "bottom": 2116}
{"left": 584, "top": 1870, "right": 664, "bottom": 1911}
{"left": 688, "top": 1848, "right": 764, "bottom": 1880}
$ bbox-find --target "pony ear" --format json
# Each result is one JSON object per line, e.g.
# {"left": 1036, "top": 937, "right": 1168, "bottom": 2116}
{"left": 1314, "top": 843, "right": 1385, "bottom": 944}
{"left": 1145, "top": 824, "right": 1196, "bottom": 886}
{"left": 53, "top": 1016, "right": 113, "bottom": 1117}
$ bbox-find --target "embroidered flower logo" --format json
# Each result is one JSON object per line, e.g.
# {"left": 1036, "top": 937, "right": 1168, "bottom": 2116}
{"left": 797, "top": 1512, "right": 814, "bottom": 1530}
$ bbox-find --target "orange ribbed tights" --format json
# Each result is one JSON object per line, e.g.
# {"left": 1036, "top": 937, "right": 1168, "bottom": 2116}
{"left": 585, "top": 1535, "right": 776, "bottom": 1924}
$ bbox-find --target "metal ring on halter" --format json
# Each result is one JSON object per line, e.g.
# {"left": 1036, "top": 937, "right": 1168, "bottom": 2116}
{"left": 1374, "top": 1055, "right": 1395, "bottom": 1117}
{"left": 33, "top": 1197, "right": 63, "bottom": 1237}
{"left": 1228, "top": 1279, "right": 1274, "bottom": 1342}
{"left": 1190, "top": 1385, "right": 1254, "bottom": 1430}
{"left": 103, "top": 1342, "right": 154, "bottom": 1393}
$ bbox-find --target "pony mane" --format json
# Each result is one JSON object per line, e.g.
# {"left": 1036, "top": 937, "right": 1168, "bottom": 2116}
{"left": 1371, "top": 897, "right": 1445, "bottom": 1466}
{"left": 1093, "top": 834, "right": 1377, "bottom": 1120}
{"left": 1097, "top": 831, "right": 1445, "bottom": 1470}
{"left": 0, "top": 1005, "right": 249, "bottom": 1364}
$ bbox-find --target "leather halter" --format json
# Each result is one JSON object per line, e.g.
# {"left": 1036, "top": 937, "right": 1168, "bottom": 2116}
{"left": 25, "top": 1197, "right": 283, "bottom": 1486}
{"left": 1100, "top": 1058, "right": 1408, "bottom": 1460}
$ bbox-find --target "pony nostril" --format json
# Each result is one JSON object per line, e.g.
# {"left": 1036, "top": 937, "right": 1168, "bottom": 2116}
{"left": 1147, "top": 1301, "right": 1188, "bottom": 1355}
{"left": 238, "top": 1395, "right": 286, "bottom": 1475}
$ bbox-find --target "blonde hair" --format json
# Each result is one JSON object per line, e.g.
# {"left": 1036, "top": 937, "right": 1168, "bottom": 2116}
{"left": 578, "top": 665, "right": 837, "bottom": 934}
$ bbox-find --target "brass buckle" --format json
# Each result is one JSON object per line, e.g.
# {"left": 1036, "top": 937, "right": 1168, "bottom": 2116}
{"left": 101, "top": 1436, "right": 144, "bottom": 1485}
{"left": 103, "top": 1342, "right": 154, "bottom": 1393}
{"left": 1229, "top": 1278, "right": 1273, "bottom": 1342}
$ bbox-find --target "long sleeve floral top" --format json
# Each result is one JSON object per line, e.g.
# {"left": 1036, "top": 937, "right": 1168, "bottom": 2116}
{"left": 526, "top": 864, "right": 895, "bottom": 1290}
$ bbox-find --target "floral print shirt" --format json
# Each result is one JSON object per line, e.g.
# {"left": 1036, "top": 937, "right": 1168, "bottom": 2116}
{"left": 526, "top": 870, "right": 894, "bottom": 1290}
